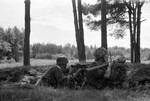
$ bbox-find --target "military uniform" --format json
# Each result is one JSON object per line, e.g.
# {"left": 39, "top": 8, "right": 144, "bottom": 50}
{"left": 85, "top": 47, "right": 108, "bottom": 89}
{"left": 36, "top": 57, "right": 69, "bottom": 88}
{"left": 86, "top": 62, "right": 108, "bottom": 89}
{"left": 109, "top": 56, "right": 128, "bottom": 88}
{"left": 41, "top": 65, "right": 69, "bottom": 88}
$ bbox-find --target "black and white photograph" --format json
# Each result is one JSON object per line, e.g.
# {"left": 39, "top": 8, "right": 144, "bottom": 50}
{"left": 0, "top": 0, "right": 150, "bottom": 101}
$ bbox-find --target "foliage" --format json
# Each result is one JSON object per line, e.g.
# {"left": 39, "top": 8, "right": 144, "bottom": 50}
{"left": 0, "top": 41, "right": 11, "bottom": 59}
{"left": 0, "top": 26, "right": 24, "bottom": 62}
{"left": 31, "top": 43, "right": 62, "bottom": 58}
{"left": 35, "top": 53, "right": 53, "bottom": 59}
{"left": 83, "top": 0, "right": 128, "bottom": 39}
{"left": 31, "top": 43, "right": 150, "bottom": 61}
{"left": 31, "top": 43, "right": 96, "bottom": 60}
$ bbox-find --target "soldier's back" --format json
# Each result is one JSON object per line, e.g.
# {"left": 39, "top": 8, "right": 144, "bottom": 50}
{"left": 109, "top": 62, "right": 128, "bottom": 87}
{"left": 85, "top": 62, "right": 108, "bottom": 89}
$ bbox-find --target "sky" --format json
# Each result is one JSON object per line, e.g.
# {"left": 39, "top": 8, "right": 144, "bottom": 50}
{"left": 0, "top": 0, "right": 150, "bottom": 48}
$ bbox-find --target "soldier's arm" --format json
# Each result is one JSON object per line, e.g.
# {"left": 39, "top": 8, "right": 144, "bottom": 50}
{"left": 35, "top": 66, "right": 53, "bottom": 86}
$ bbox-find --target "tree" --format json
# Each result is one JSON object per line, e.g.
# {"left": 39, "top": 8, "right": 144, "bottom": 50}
{"left": 24, "top": 0, "right": 31, "bottom": 66}
{"left": 12, "top": 27, "right": 24, "bottom": 62}
{"left": 72, "top": 0, "right": 86, "bottom": 63}
{"left": 125, "top": 1, "right": 134, "bottom": 62}
{"left": 0, "top": 41, "right": 11, "bottom": 60}
{"left": 136, "top": 1, "right": 144, "bottom": 63}
{"left": 83, "top": 0, "right": 147, "bottom": 63}
{"left": 0, "top": 27, "right": 24, "bottom": 62}
{"left": 83, "top": 0, "right": 127, "bottom": 49}
{"left": 101, "top": 0, "right": 107, "bottom": 49}
{"left": 124, "top": 0, "right": 145, "bottom": 63}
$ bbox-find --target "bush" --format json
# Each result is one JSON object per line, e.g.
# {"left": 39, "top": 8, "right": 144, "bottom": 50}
{"left": 147, "top": 54, "right": 150, "bottom": 60}
{"left": 35, "top": 53, "right": 52, "bottom": 59}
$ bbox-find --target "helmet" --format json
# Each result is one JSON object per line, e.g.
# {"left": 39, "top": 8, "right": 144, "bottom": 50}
{"left": 56, "top": 57, "right": 68, "bottom": 65}
{"left": 94, "top": 47, "right": 107, "bottom": 60}
{"left": 115, "top": 55, "right": 126, "bottom": 63}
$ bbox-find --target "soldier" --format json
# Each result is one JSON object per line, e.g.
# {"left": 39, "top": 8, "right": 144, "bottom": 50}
{"left": 85, "top": 47, "right": 108, "bottom": 89}
{"left": 36, "top": 57, "right": 70, "bottom": 88}
{"left": 109, "top": 55, "right": 128, "bottom": 88}
{"left": 67, "top": 47, "right": 108, "bottom": 89}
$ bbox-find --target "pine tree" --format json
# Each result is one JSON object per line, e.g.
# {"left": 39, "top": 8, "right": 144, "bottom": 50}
{"left": 24, "top": 0, "right": 31, "bottom": 66}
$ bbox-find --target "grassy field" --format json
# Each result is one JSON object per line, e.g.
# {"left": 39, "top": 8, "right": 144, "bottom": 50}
{"left": 0, "top": 59, "right": 83, "bottom": 69}
{"left": 0, "top": 59, "right": 149, "bottom": 69}
{"left": 1, "top": 59, "right": 150, "bottom": 101}
{"left": 0, "top": 59, "right": 56, "bottom": 69}
{"left": 1, "top": 85, "right": 150, "bottom": 101}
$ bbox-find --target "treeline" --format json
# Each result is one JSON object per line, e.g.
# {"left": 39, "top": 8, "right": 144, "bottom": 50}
{"left": 0, "top": 26, "right": 24, "bottom": 62}
{"left": 109, "top": 46, "right": 150, "bottom": 61}
{"left": 31, "top": 43, "right": 150, "bottom": 61}
{"left": 1, "top": 26, "right": 150, "bottom": 62}
{"left": 31, "top": 43, "right": 95, "bottom": 60}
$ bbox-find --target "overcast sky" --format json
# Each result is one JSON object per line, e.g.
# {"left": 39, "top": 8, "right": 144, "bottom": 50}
{"left": 0, "top": 0, "right": 150, "bottom": 48}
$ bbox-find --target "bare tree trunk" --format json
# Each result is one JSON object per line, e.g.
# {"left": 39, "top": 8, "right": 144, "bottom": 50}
{"left": 24, "top": 0, "right": 31, "bottom": 66}
{"left": 136, "top": 3, "right": 143, "bottom": 63}
{"left": 125, "top": 1, "right": 134, "bottom": 63}
{"left": 101, "top": 0, "right": 107, "bottom": 49}
{"left": 13, "top": 43, "right": 19, "bottom": 62}
{"left": 132, "top": 4, "right": 137, "bottom": 63}
{"left": 77, "top": 0, "right": 86, "bottom": 63}
{"left": 125, "top": 0, "right": 144, "bottom": 63}
{"left": 128, "top": 3, "right": 134, "bottom": 63}
{"left": 72, "top": 0, "right": 86, "bottom": 63}
{"left": 72, "top": 0, "right": 80, "bottom": 61}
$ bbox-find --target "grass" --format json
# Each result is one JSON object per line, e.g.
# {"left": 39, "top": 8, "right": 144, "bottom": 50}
{"left": 1, "top": 85, "right": 150, "bottom": 101}
{"left": 1, "top": 59, "right": 150, "bottom": 101}
{"left": 0, "top": 59, "right": 84, "bottom": 69}
{"left": 0, "top": 59, "right": 56, "bottom": 69}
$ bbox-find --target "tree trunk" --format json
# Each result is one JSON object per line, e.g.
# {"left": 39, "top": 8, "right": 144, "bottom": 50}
{"left": 72, "top": 0, "right": 80, "bottom": 61}
{"left": 72, "top": 0, "right": 86, "bottom": 63}
{"left": 101, "top": 0, "right": 107, "bottom": 49}
{"left": 13, "top": 43, "right": 19, "bottom": 62}
{"left": 126, "top": 1, "right": 144, "bottom": 63}
{"left": 24, "top": 0, "right": 31, "bottom": 66}
{"left": 136, "top": 3, "right": 142, "bottom": 63}
{"left": 77, "top": 0, "right": 86, "bottom": 63}
{"left": 128, "top": 3, "right": 134, "bottom": 63}
{"left": 132, "top": 5, "right": 137, "bottom": 63}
